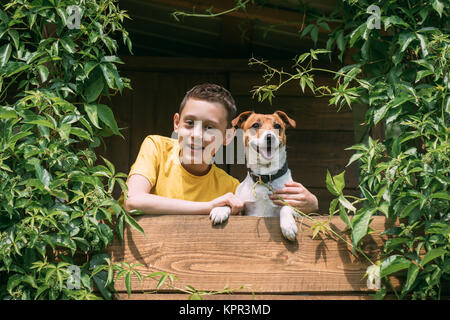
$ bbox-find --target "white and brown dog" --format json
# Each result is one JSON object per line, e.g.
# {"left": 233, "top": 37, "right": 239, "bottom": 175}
{"left": 210, "top": 110, "right": 300, "bottom": 241}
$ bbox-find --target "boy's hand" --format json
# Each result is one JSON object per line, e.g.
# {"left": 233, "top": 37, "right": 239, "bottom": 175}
{"left": 209, "top": 192, "right": 244, "bottom": 215}
{"left": 269, "top": 181, "right": 318, "bottom": 214}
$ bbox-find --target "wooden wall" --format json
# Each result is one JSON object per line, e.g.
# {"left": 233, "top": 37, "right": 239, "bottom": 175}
{"left": 99, "top": 57, "right": 360, "bottom": 213}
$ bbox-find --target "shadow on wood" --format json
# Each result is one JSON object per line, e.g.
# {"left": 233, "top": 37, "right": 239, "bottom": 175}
{"left": 106, "top": 215, "right": 395, "bottom": 299}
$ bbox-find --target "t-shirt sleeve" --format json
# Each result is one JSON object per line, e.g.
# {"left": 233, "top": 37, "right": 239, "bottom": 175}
{"left": 231, "top": 176, "right": 240, "bottom": 194}
{"left": 128, "top": 136, "right": 159, "bottom": 187}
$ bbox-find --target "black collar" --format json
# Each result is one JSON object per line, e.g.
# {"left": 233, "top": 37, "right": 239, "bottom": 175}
{"left": 248, "top": 161, "right": 289, "bottom": 184}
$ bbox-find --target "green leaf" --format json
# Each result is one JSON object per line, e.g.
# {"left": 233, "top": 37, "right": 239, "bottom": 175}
{"left": 383, "top": 16, "right": 408, "bottom": 30}
{"left": 84, "top": 69, "right": 104, "bottom": 103}
{"left": 70, "top": 127, "right": 93, "bottom": 141}
{"left": 351, "top": 207, "right": 375, "bottom": 247}
{"left": 339, "top": 194, "right": 356, "bottom": 213}
{"left": 398, "top": 32, "right": 415, "bottom": 52}
{"left": 124, "top": 212, "right": 145, "bottom": 236}
{"left": 402, "top": 263, "right": 419, "bottom": 293}
{"left": 326, "top": 170, "right": 339, "bottom": 196}
{"left": 60, "top": 38, "right": 76, "bottom": 54}
{"left": 156, "top": 273, "right": 168, "bottom": 289}
{"left": 421, "top": 248, "right": 447, "bottom": 267}
{"left": 415, "top": 33, "right": 428, "bottom": 57}
{"left": 0, "top": 106, "right": 17, "bottom": 119}
{"left": 311, "top": 26, "right": 319, "bottom": 46}
{"left": 100, "top": 63, "right": 115, "bottom": 89}
{"left": 37, "top": 65, "right": 49, "bottom": 83}
{"left": 34, "top": 162, "right": 52, "bottom": 189}
{"left": 346, "top": 153, "right": 364, "bottom": 167}
{"left": 97, "top": 104, "right": 121, "bottom": 136}
{"left": 0, "top": 43, "right": 12, "bottom": 67}
{"left": 300, "top": 24, "right": 314, "bottom": 38}
{"left": 432, "top": 0, "right": 444, "bottom": 17}
{"left": 189, "top": 293, "right": 203, "bottom": 300}
{"left": 125, "top": 272, "right": 132, "bottom": 297}
{"left": 415, "top": 70, "right": 433, "bottom": 83}
{"left": 333, "top": 171, "right": 346, "bottom": 193}
{"left": 430, "top": 192, "right": 450, "bottom": 201}
{"left": 381, "top": 255, "right": 411, "bottom": 278}
{"left": 399, "top": 199, "right": 420, "bottom": 218}
{"left": 349, "top": 23, "right": 366, "bottom": 47}
{"left": 84, "top": 103, "right": 101, "bottom": 129}
{"left": 8, "top": 29, "right": 19, "bottom": 50}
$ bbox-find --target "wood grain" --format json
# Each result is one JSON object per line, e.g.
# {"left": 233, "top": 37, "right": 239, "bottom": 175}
{"left": 116, "top": 293, "right": 380, "bottom": 300}
{"left": 106, "top": 215, "right": 392, "bottom": 295}
{"left": 234, "top": 96, "right": 354, "bottom": 132}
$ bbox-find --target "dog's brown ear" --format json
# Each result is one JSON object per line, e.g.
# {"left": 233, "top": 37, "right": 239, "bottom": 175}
{"left": 274, "top": 110, "right": 296, "bottom": 129}
{"left": 232, "top": 111, "right": 254, "bottom": 129}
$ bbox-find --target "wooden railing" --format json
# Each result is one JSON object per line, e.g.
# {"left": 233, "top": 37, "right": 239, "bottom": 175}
{"left": 107, "top": 215, "right": 396, "bottom": 299}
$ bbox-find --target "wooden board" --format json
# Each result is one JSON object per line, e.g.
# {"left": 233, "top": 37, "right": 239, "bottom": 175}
{"left": 116, "top": 293, "right": 380, "bottom": 300}
{"left": 106, "top": 215, "right": 393, "bottom": 295}
{"left": 234, "top": 96, "right": 354, "bottom": 132}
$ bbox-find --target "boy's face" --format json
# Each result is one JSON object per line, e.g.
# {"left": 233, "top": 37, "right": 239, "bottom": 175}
{"left": 174, "top": 98, "right": 232, "bottom": 165}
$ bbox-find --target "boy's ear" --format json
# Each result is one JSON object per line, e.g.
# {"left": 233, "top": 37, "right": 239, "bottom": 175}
{"left": 173, "top": 113, "right": 180, "bottom": 132}
{"left": 231, "top": 111, "right": 254, "bottom": 129}
{"left": 274, "top": 110, "right": 296, "bottom": 129}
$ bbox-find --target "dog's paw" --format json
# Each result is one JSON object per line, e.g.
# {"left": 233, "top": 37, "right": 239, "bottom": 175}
{"left": 280, "top": 207, "right": 298, "bottom": 241}
{"left": 210, "top": 206, "right": 231, "bottom": 225}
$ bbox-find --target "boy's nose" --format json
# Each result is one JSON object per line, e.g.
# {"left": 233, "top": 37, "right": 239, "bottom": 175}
{"left": 191, "top": 123, "right": 203, "bottom": 140}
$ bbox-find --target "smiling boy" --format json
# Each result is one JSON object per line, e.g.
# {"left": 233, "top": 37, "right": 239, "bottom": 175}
{"left": 124, "top": 83, "right": 318, "bottom": 216}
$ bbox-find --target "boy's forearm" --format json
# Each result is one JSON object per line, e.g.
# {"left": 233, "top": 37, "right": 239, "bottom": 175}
{"left": 125, "top": 193, "right": 212, "bottom": 215}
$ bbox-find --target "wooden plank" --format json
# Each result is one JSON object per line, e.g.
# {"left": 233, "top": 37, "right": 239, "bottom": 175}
{"left": 106, "top": 215, "right": 393, "bottom": 294}
{"left": 116, "top": 293, "right": 378, "bottom": 300}
{"left": 230, "top": 71, "right": 339, "bottom": 97}
{"left": 234, "top": 96, "right": 353, "bottom": 131}
{"left": 148, "top": 0, "right": 340, "bottom": 29}
{"left": 118, "top": 56, "right": 338, "bottom": 73}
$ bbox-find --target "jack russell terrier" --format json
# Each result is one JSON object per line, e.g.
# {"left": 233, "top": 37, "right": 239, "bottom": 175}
{"left": 210, "top": 110, "right": 300, "bottom": 241}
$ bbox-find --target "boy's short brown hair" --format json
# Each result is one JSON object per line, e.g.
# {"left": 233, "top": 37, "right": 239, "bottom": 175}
{"left": 179, "top": 83, "right": 237, "bottom": 128}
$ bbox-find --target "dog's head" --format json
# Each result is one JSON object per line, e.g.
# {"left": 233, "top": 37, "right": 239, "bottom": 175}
{"left": 232, "top": 110, "right": 296, "bottom": 165}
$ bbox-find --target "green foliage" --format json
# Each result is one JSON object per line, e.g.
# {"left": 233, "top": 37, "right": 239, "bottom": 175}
{"left": 249, "top": 0, "right": 449, "bottom": 299}
{"left": 0, "top": 0, "right": 140, "bottom": 299}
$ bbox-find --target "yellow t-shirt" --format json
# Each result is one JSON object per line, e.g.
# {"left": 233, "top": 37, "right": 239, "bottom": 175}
{"left": 127, "top": 135, "right": 240, "bottom": 202}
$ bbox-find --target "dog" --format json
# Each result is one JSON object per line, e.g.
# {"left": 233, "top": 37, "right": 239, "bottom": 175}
{"left": 210, "top": 110, "right": 300, "bottom": 241}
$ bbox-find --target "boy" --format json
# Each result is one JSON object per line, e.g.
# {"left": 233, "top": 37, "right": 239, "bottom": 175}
{"left": 124, "top": 83, "right": 318, "bottom": 216}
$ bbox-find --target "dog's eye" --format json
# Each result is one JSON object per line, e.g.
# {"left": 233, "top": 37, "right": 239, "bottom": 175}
{"left": 251, "top": 123, "right": 260, "bottom": 129}
{"left": 274, "top": 123, "right": 282, "bottom": 129}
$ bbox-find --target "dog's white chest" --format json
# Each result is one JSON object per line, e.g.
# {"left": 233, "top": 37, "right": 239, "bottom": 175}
{"left": 235, "top": 171, "right": 292, "bottom": 217}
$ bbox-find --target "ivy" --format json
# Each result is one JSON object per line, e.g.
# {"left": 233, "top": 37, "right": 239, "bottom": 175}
{"left": 0, "top": 0, "right": 141, "bottom": 300}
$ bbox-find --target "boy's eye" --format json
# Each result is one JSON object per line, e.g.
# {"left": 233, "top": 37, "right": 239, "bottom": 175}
{"left": 274, "top": 123, "right": 282, "bottom": 129}
{"left": 251, "top": 122, "right": 260, "bottom": 129}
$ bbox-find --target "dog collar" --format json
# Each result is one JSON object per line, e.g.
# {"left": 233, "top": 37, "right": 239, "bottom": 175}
{"left": 248, "top": 161, "right": 289, "bottom": 184}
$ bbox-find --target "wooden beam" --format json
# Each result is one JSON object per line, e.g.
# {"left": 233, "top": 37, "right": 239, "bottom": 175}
{"left": 116, "top": 293, "right": 383, "bottom": 300}
{"left": 150, "top": 0, "right": 340, "bottom": 33}
{"left": 106, "top": 215, "right": 398, "bottom": 295}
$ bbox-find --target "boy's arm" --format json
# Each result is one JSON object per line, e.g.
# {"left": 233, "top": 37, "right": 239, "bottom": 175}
{"left": 124, "top": 174, "right": 244, "bottom": 215}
